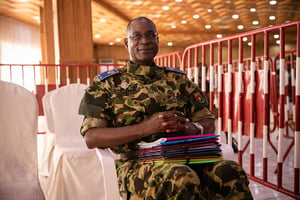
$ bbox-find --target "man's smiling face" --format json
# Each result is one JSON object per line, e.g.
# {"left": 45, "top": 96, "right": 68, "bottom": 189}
{"left": 124, "top": 18, "right": 159, "bottom": 66}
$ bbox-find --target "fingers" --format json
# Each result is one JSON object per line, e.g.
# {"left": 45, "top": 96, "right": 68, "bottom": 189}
{"left": 158, "top": 110, "right": 184, "bottom": 119}
{"left": 158, "top": 111, "right": 189, "bottom": 132}
{"left": 164, "top": 124, "right": 189, "bottom": 133}
{"left": 159, "top": 111, "right": 188, "bottom": 123}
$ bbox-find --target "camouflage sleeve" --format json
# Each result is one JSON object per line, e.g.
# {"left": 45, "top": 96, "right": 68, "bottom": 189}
{"left": 190, "top": 107, "right": 216, "bottom": 122}
{"left": 78, "top": 78, "right": 113, "bottom": 135}
{"left": 80, "top": 116, "right": 108, "bottom": 136}
{"left": 80, "top": 115, "right": 139, "bottom": 154}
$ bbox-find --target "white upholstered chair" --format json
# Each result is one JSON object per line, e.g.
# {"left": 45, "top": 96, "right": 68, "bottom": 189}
{"left": 220, "top": 142, "right": 234, "bottom": 160}
{"left": 37, "top": 91, "right": 56, "bottom": 193}
{"left": 42, "top": 83, "right": 120, "bottom": 200}
{"left": 0, "top": 81, "right": 45, "bottom": 200}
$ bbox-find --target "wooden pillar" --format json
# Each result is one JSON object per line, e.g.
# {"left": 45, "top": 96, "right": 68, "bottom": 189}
{"left": 40, "top": 0, "right": 55, "bottom": 64}
{"left": 57, "top": 0, "right": 94, "bottom": 84}
{"left": 41, "top": 0, "right": 94, "bottom": 84}
{"left": 57, "top": 0, "right": 93, "bottom": 64}
{"left": 40, "top": 0, "right": 56, "bottom": 84}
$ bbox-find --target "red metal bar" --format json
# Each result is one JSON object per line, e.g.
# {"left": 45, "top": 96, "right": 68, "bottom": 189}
{"left": 295, "top": 23, "right": 300, "bottom": 196}
{"left": 218, "top": 42, "right": 222, "bottom": 66}
{"left": 165, "top": 57, "right": 168, "bottom": 67}
{"left": 277, "top": 27, "right": 286, "bottom": 189}
{"left": 238, "top": 37, "right": 243, "bottom": 166}
{"left": 290, "top": 52, "right": 295, "bottom": 115}
{"left": 194, "top": 48, "right": 198, "bottom": 68}
{"left": 209, "top": 43, "right": 214, "bottom": 111}
{"left": 270, "top": 52, "right": 279, "bottom": 133}
{"left": 298, "top": 24, "right": 300, "bottom": 58}
{"left": 285, "top": 59, "right": 290, "bottom": 136}
{"left": 194, "top": 48, "right": 199, "bottom": 84}
{"left": 202, "top": 45, "right": 206, "bottom": 68}
{"left": 228, "top": 40, "right": 232, "bottom": 65}
{"left": 172, "top": 55, "right": 175, "bottom": 67}
{"left": 201, "top": 45, "right": 206, "bottom": 93}
{"left": 250, "top": 34, "right": 256, "bottom": 176}
{"left": 263, "top": 31, "right": 270, "bottom": 182}
{"left": 188, "top": 49, "right": 191, "bottom": 72}
{"left": 227, "top": 40, "right": 233, "bottom": 147}
{"left": 218, "top": 41, "right": 223, "bottom": 136}
{"left": 155, "top": 51, "right": 182, "bottom": 69}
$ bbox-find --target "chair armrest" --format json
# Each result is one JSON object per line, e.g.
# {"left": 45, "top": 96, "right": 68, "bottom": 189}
{"left": 95, "top": 148, "right": 121, "bottom": 200}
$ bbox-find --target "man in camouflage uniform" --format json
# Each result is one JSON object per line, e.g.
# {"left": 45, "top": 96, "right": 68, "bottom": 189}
{"left": 79, "top": 16, "right": 253, "bottom": 199}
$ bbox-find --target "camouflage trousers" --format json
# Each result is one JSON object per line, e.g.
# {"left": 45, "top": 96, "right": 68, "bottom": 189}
{"left": 116, "top": 159, "right": 253, "bottom": 200}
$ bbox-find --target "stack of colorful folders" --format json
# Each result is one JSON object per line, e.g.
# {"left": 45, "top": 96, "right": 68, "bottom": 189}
{"left": 137, "top": 134, "right": 222, "bottom": 165}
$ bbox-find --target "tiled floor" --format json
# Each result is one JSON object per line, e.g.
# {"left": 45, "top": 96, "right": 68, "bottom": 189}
{"left": 227, "top": 128, "right": 297, "bottom": 200}
{"left": 249, "top": 180, "right": 294, "bottom": 200}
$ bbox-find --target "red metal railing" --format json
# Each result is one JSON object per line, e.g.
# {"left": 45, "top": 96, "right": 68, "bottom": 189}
{"left": 154, "top": 51, "right": 182, "bottom": 68}
{"left": 178, "top": 21, "right": 300, "bottom": 199}
{"left": 155, "top": 21, "right": 300, "bottom": 199}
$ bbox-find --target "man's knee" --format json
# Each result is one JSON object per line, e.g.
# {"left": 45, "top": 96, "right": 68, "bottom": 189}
{"left": 158, "top": 164, "right": 201, "bottom": 199}
{"left": 211, "top": 160, "right": 248, "bottom": 183}
{"left": 164, "top": 164, "right": 200, "bottom": 183}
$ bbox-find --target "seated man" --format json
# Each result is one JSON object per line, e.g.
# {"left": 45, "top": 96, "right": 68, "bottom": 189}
{"left": 79, "top": 16, "right": 253, "bottom": 200}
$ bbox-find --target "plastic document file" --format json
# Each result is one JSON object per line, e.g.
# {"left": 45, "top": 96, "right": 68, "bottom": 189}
{"left": 137, "top": 134, "right": 223, "bottom": 165}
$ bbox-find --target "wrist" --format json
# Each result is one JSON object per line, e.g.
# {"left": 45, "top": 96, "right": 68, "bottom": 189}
{"left": 191, "top": 122, "right": 203, "bottom": 135}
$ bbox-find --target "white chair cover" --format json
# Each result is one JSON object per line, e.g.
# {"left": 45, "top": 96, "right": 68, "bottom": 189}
{"left": 38, "top": 92, "right": 56, "bottom": 178}
{"left": 43, "top": 83, "right": 120, "bottom": 200}
{"left": 219, "top": 133, "right": 235, "bottom": 160}
{"left": 221, "top": 143, "right": 234, "bottom": 161}
{"left": 0, "top": 81, "right": 45, "bottom": 200}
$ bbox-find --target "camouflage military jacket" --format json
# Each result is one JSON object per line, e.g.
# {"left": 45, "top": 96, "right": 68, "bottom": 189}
{"left": 79, "top": 61, "right": 213, "bottom": 154}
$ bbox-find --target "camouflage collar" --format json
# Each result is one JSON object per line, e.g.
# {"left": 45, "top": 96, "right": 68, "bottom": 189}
{"left": 127, "top": 61, "right": 160, "bottom": 78}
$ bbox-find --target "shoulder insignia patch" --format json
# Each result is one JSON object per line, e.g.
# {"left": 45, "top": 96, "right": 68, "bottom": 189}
{"left": 165, "top": 66, "right": 186, "bottom": 74}
{"left": 194, "top": 91, "right": 206, "bottom": 103}
{"left": 96, "top": 68, "right": 120, "bottom": 81}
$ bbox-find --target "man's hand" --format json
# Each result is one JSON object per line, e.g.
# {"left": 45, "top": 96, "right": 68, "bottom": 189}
{"left": 142, "top": 111, "right": 215, "bottom": 138}
{"left": 142, "top": 111, "right": 196, "bottom": 136}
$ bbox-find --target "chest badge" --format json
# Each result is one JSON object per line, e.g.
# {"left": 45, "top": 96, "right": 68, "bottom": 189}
{"left": 121, "top": 81, "right": 129, "bottom": 89}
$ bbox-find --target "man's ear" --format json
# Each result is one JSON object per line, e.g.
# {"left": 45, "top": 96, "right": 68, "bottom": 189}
{"left": 124, "top": 38, "right": 128, "bottom": 49}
